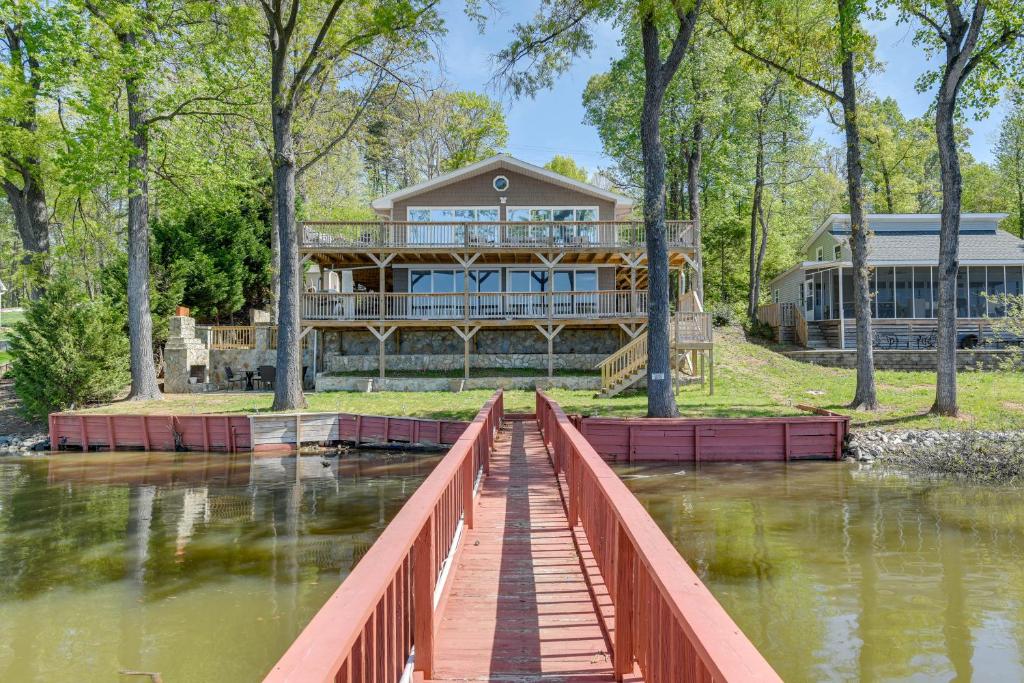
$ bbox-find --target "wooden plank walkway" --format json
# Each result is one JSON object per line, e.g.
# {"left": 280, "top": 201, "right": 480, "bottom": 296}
{"left": 432, "top": 418, "right": 617, "bottom": 682}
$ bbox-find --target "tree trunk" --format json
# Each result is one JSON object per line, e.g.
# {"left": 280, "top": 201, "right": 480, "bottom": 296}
{"left": 747, "top": 109, "right": 766, "bottom": 320}
{"left": 640, "top": 16, "right": 684, "bottom": 418}
{"left": 123, "top": 33, "right": 162, "bottom": 402}
{"left": 270, "top": 81, "right": 307, "bottom": 411}
{"left": 1, "top": 26, "right": 49, "bottom": 257}
{"left": 839, "top": 0, "right": 877, "bottom": 410}
{"left": 1, "top": 172, "right": 48, "bottom": 255}
{"left": 687, "top": 119, "right": 705, "bottom": 302}
{"left": 269, "top": 184, "right": 281, "bottom": 322}
{"left": 933, "top": 92, "right": 961, "bottom": 416}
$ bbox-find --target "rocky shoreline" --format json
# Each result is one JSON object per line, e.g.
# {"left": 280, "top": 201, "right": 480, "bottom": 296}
{"left": 0, "top": 434, "right": 49, "bottom": 454}
{"left": 845, "top": 428, "right": 1024, "bottom": 482}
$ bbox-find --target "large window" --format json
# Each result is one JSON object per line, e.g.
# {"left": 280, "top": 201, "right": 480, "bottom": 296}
{"left": 987, "top": 266, "right": 1006, "bottom": 316}
{"left": 1008, "top": 266, "right": 1024, "bottom": 297}
{"left": 407, "top": 207, "right": 499, "bottom": 245}
{"left": 969, "top": 267, "right": 987, "bottom": 317}
{"left": 895, "top": 267, "right": 913, "bottom": 318}
{"left": 956, "top": 267, "right": 969, "bottom": 317}
{"left": 508, "top": 207, "right": 599, "bottom": 243}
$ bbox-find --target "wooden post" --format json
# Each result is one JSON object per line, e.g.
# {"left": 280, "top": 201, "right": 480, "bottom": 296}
{"left": 614, "top": 523, "right": 635, "bottom": 680}
{"left": 709, "top": 347, "right": 715, "bottom": 396}
{"left": 463, "top": 458, "right": 474, "bottom": 530}
{"left": 79, "top": 415, "right": 88, "bottom": 451}
{"left": 412, "top": 516, "right": 435, "bottom": 680}
{"left": 368, "top": 325, "right": 396, "bottom": 381}
{"left": 783, "top": 422, "right": 791, "bottom": 462}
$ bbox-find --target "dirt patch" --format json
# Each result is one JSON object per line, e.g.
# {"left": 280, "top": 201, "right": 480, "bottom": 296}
{"left": 0, "top": 379, "right": 45, "bottom": 437}
{"left": 1002, "top": 402, "right": 1024, "bottom": 414}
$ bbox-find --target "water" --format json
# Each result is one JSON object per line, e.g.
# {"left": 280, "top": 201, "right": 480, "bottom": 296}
{"left": 616, "top": 461, "right": 1024, "bottom": 682}
{"left": 0, "top": 450, "right": 439, "bottom": 682}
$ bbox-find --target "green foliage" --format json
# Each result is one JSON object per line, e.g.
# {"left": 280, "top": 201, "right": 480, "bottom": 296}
{"left": 149, "top": 189, "right": 272, "bottom": 322}
{"left": 995, "top": 88, "right": 1024, "bottom": 238}
{"left": 8, "top": 272, "right": 129, "bottom": 419}
{"left": 990, "top": 293, "right": 1024, "bottom": 370}
{"left": 710, "top": 302, "right": 739, "bottom": 327}
{"left": 544, "top": 155, "right": 589, "bottom": 182}
{"left": 98, "top": 253, "right": 183, "bottom": 349}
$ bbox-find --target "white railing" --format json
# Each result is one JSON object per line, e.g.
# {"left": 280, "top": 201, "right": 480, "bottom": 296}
{"left": 301, "top": 290, "right": 649, "bottom": 322}
{"left": 301, "top": 220, "right": 697, "bottom": 251}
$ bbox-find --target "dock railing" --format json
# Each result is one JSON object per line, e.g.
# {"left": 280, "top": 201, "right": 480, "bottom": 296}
{"left": 263, "top": 390, "right": 503, "bottom": 683}
{"left": 536, "top": 390, "right": 782, "bottom": 682}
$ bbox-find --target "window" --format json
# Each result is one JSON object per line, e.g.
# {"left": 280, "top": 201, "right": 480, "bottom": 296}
{"left": 913, "top": 267, "right": 933, "bottom": 318}
{"left": 507, "top": 207, "right": 600, "bottom": 243}
{"left": 1007, "top": 265, "right": 1024, "bottom": 297}
{"left": 493, "top": 175, "right": 509, "bottom": 191}
{"left": 987, "top": 266, "right": 1006, "bottom": 316}
{"left": 470, "top": 269, "right": 500, "bottom": 293}
{"left": 969, "top": 267, "right": 986, "bottom": 317}
{"left": 895, "top": 267, "right": 913, "bottom": 318}
{"left": 816, "top": 247, "right": 824, "bottom": 261}
{"left": 773, "top": 289, "right": 779, "bottom": 304}
{"left": 876, "top": 267, "right": 895, "bottom": 318}
{"left": 406, "top": 207, "right": 499, "bottom": 245}
{"left": 956, "top": 267, "right": 969, "bottom": 317}
{"left": 833, "top": 244, "right": 842, "bottom": 260}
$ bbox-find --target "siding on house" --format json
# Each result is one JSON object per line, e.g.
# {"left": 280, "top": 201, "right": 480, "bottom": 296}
{"left": 391, "top": 167, "right": 617, "bottom": 221}
{"left": 806, "top": 231, "right": 840, "bottom": 261}
{"left": 773, "top": 268, "right": 805, "bottom": 308}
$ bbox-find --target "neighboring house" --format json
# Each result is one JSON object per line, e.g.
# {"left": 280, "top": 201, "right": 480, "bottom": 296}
{"left": 765, "top": 213, "right": 1024, "bottom": 349}
{"left": 299, "top": 154, "right": 710, "bottom": 392}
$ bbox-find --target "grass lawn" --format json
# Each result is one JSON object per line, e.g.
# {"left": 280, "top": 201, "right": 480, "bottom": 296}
{"left": 0, "top": 309, "right": 24, "bottom": 341}
{"left": 74, "top": 326, "right": 1024, "bottom": 431}
{"left": 0, "top": 351, "right": 10, "bottom": 364}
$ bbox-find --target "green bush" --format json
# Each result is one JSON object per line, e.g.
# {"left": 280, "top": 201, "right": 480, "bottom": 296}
{"left": 8, "top": 274, "right": 130, "bottom": 419}
{"left": 710, "top": 302, "right": 737, "bottom": 327}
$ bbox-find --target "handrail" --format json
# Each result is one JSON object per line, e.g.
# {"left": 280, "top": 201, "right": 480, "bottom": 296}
{"left": 263, "top": 390, "right": 504, "bottom": 682}
{"left": 597, "top": 310, "right": 712, "bottom": 392}
{"left": 207, "top": 325, "right": 255, "bottom": 350}
{"left": 535, "top": 390, "right": 781, "bottom": 682}
{"left": 301, "top": 219, "right": 697, "bottom": 251}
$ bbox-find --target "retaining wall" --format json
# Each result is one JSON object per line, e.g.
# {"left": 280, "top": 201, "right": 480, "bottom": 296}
{"left": 315, "top": 374, "right": 601, "bottom": 392}
{"left": 784, "top": 348, "right": 1017, "bottom": 371}
{"left": 321, "top": 352, "right": 606, "bottom": 373}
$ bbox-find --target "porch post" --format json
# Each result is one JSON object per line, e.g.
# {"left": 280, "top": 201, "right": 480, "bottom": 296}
{"left": 838, "top": 266, "right": 845, "bottom": 350}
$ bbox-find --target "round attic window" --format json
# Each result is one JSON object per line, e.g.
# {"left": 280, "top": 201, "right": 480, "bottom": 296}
{"left": 493, "top": 175, "right": 509, "bottom": 191}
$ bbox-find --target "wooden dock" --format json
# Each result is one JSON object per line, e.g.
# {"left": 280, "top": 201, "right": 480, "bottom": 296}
{"left": 264, "top": 390, "right": 781, "bottom": 682}
{"left": 432, "top": 418, "right": 616, "bottom": 680}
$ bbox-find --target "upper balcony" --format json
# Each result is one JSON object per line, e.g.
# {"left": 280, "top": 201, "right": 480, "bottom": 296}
{"left": 301, "top": 220, "right": 697, "bottom": 254}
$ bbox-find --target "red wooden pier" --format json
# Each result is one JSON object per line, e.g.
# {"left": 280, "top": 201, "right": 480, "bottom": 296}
{"left": 264, "top": 390, "right": 782, "bottom": 682}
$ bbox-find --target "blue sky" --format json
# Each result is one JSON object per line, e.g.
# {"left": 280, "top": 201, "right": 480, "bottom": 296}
{"left": 433, "top": 2, "right": 1006, "bottom": 174}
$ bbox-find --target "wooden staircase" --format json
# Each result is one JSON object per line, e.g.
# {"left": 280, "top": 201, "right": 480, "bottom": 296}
{"left": 597, "top": 293, "right": 713, "bottom": 397}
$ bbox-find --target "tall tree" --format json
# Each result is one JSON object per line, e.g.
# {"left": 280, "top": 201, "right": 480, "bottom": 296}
{"left": 895, "top": 0, "right": 1024, "bottom": 416}
{"left": 255, "top": 0, "right": 440, "bottom": 410}
{"left": 860, "top": 97, "right": 933, "bottom": 212}
{"left": 996, "top": 88, "right": 1024, "bottom": 238}
{"left": 544, "top": 154, "right": 589, "bottom": 182}
{"left": 0, "top": 2, "right": 69, "bottom": 257}
{"left": 495, "top": 0, "right": 702, "bottom": 417}
{"left": 716, "top": 0, "right": 881, "bottom": 410}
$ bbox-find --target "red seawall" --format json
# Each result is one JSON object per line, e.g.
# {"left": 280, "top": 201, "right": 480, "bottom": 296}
{"left": 574, "top": 412, "right": 849, "bottom": 462}
{"left": 49, "top": 411, "right": 469, "bottom": 453}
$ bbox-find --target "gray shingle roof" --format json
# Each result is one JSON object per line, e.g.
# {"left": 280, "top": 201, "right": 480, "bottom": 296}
{"left": 859, "top": 229, "right": 1024, "bottom": 264}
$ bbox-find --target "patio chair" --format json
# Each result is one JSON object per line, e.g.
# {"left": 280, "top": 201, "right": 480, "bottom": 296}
{"left": 224, "top": 366, "right": 245, "bottom": 390}
{"left": 255, "top": 365, "right": 276, "bottom": 390}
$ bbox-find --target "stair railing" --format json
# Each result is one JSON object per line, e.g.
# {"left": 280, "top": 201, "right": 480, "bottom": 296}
{"left": 794, "top": 306, "right": 809, "bottom": 347}
{"left": 597, "top": 331, "right": 648, "bottom": 390}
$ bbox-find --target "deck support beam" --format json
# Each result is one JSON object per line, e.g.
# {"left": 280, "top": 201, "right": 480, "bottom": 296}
{"left": 535, "top": 323, "right": 564, "bottom": 378}
{"left": 452, "top": 324, "right": 481, "bottom": 380}
{"left": 619, "top": 252, "right": 643, "bottom": 316}
{"left": 368, "top": 324, "right": 396, "bottom": 380}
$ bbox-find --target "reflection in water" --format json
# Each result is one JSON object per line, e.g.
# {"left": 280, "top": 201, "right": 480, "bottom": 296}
{"left": 0, "top": 450, "right": 439, "bottom": 682}
{"left": 615, "top": 462, "right": 1024, "bottom": 682}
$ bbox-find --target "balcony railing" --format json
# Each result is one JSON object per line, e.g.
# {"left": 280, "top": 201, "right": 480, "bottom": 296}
{"left": 302, "top": 290, "right": 648, "bottom": 322}
{"left": 301, "top": 220, "right": 696, "bottom": 251}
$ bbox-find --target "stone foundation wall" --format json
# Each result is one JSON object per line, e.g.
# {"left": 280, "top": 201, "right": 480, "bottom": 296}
{"left": 322, "top": 352, "right": 606, "bottom": 373}
{"left": 315, "top": 375, "right": 601, "bottom": 392}
{"left": 321, "top": 327, "right": 620, "bottom": 358}
{"left": 785, "top": 349, "right": 1017, "bottom": 371}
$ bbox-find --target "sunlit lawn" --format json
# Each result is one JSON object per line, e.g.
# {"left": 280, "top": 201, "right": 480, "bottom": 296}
{"left": 74, "top": 326, "right": 1024, "bottom": 431}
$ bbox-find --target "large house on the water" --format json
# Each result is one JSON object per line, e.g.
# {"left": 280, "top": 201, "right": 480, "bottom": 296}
{"left": 299, "top": 154, "right": 711, "bottom": 394}
{"left": 764, "top": 213, "right": 1024, "bottom": 349}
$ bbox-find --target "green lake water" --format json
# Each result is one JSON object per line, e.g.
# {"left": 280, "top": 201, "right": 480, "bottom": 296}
{"left": 0, "top": 450, "right": 439, "bottom": 682}
{"left": 615, "top": 461, "right": 1024, "bottom": 682}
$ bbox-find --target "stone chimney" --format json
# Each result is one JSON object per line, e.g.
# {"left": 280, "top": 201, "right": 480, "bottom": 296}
{"left": 164, "top": 315, "right": 210, "bottom": 393}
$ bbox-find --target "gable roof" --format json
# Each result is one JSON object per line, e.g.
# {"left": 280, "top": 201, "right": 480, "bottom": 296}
{"left": 369, "top": 154, "right": 634, "bottom": 212}
{"left": 799, "top": 213, "right": 1009, "bottom": 253}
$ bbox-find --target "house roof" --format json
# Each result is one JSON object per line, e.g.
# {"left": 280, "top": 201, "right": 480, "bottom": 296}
{"left": 799, "top": 212, "right": 1009, "bottom": 253}
{"left": 369, "top": 154, "right": 634, "bottom": 212}
{"left": 857, "top": 228, "right": 1024, "bottom": 264}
